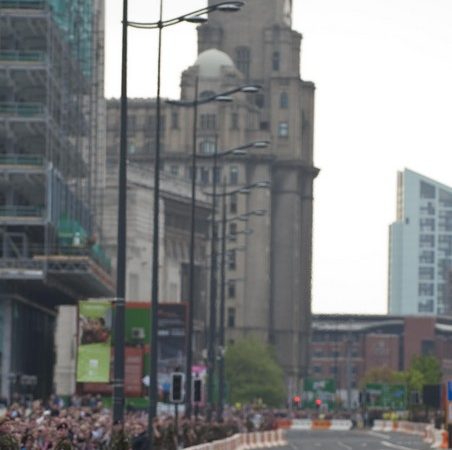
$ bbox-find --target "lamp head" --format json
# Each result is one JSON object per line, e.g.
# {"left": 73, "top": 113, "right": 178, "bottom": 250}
{"left": 240, "top": 85, "right": 260, "bottom": 93}
{"left": 232, "top": 149, "right": 247, "bottom": 156}
{"left": 215, "top": 95, "right": 234, "bottom": 102}
{"left": 253, "top": 140, "right": 270, "bottom": 148}
{"left": 185, "top": 15, "right": 208, "bottom": 24}
{"left": 215, "top": 2, "right": 244, "bottom": 13}
{"left": 238, "top": 188, "right": 251, "bottom": 194}
{"left": 253, "top": 209, "right": 267, "bottom": 216}
{"left": 254, "top": 181, "right": 271, "bottom": 188}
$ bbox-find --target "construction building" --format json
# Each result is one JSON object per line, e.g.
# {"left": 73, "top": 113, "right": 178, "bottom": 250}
{"left": 0, "top": 0, "right": 112, "bottom": 400}
{"left": 106, "top": 0, "right": 317, "bottom": 393}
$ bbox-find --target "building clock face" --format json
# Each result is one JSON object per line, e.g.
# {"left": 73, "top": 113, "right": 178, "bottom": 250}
{"left": 283, "top": 0, "right": 292, "bottom": 26}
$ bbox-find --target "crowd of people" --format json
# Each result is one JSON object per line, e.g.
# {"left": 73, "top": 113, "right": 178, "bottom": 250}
{"left": 0, "top": 395, "right": 279, "bottom": 450}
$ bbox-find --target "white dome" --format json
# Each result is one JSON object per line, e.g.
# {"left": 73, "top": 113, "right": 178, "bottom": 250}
{"left": 194, "top": 49, "right": 235, "bottom": 77}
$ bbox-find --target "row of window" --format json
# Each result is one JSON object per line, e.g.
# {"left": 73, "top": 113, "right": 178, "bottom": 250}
{"left": 168, "top": 164, "right": 240, "bottom": 185}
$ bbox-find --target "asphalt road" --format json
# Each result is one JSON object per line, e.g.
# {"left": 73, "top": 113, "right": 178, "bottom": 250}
{"left": 281, "top": 429, "right": 433, "bottom": 450}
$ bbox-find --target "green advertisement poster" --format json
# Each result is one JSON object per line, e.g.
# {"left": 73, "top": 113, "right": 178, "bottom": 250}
{"left": 76, "top": 300, "right": 112, "bottom": 382}
{"left": 366, "top": 383, "right": 407, "bottom": 410}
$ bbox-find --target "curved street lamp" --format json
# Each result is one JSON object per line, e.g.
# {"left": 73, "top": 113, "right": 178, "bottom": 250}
{"left": 115, "top": 0, "right": 246, "bottom": 439}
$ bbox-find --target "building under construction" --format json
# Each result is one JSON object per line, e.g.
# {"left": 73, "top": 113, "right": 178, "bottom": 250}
{"left": 0, "top": 0, "right": 112, "bottom": 400}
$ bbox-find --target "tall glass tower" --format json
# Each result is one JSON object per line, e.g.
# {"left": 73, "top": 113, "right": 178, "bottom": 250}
{"left": 389, "top": 169, "right": 452, "bottom": 316}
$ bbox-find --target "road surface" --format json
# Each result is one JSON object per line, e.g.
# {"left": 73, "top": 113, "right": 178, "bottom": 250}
{"left": 282, "top": 429, "right": 432, "bottom": 450}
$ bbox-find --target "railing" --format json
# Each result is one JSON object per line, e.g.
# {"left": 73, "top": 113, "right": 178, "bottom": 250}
{"left": 0, "top": 206, "right": 45, "bottom": 218}
{"left": 0, "top": 154, "right": 44, "bottom": 166}
{"left": 0, "top": 102, "right": 45, "bottom": 117}
{"left": 0, "top": 0, "right": 46, "bottom": 8}
{"left": 0, "top": 50, "right": 45, "bottom": 62}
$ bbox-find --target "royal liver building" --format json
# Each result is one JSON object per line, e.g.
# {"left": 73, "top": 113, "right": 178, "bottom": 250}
{"left": 170, "top": 0, "right": 318, "bottom": 391}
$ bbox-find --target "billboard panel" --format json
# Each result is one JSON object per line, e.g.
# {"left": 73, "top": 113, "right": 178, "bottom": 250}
{"left": 76, "top": 300, "right": 112, "bottom": 382}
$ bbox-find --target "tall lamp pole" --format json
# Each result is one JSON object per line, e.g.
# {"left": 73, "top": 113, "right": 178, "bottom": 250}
{"left": 113, "top": 0, "right": 128, "bottom": 425}
{"left": 218, "top": 177, "right": 227, "bottom": 422}
{"left": 127, "top": 1, "right": 246, "bottom": 441}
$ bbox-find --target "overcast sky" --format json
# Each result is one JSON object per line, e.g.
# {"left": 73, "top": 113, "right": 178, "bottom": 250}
{"left": 105, "top": 1, "right": 452, "bottom": 315}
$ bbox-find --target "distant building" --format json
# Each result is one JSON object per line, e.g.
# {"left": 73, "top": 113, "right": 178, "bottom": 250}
{"left": 106, "top": 0, "right": 318, "bottom": 391}
{"left": 388, "top": 169, "right": 452, "bottom": 315}
{"left": 311, "top": 314, "right": 452, "bottom": 393}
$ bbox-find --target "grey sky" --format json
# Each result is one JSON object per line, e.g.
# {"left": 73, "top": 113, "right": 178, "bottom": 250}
{"left": 105, "top": 1, "right": 452, "bottom": 314}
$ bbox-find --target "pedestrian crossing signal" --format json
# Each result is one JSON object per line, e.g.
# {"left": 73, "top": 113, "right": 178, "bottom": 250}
{"left": 315, "top": 398, "right": 322, "bottom": 408}
{"left": 170, "top": 372, "right": 184, "bottom": 403}
{"left": 193, "top": 378, "right": 202, "bottom": 403}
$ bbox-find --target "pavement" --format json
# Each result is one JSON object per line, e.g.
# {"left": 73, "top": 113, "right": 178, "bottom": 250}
{"left": 281, "top": 429, "right": 434, "bottom": 450}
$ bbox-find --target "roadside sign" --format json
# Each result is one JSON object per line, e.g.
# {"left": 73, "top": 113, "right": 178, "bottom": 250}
{"left": 447, "top": 381, "right": 452, "bottom": 401}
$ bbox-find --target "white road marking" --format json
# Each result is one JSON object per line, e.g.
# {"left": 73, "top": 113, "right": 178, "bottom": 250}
{"left": 338, "top": 442, "right": 353, "bottom": 450}
{"left": 381, "top": 440, "right": 417, "bottom": 450}
{"left": 368, "top": 431, "right": 390, "bottom": 439}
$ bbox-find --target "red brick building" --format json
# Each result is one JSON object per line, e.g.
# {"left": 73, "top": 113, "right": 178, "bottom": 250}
{"left": 310, "top": 315, "right": 452, "bottom": 390}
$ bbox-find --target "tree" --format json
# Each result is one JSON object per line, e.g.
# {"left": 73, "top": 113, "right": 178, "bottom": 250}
{"left": 409, "top": 355, "right": 441, "bottom": 385}
{"left": 224, "top": 337, "right": 286, "bottom": 407}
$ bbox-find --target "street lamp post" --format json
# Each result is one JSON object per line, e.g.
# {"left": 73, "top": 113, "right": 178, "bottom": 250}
{"left": 113, "top": 0, "right": 128, "bottom": 426}
{"left": 166, "top": 85, "right": 262, "bottom": 418}
{"left": 127, "top": 1, "right": 246, "bottom": 442}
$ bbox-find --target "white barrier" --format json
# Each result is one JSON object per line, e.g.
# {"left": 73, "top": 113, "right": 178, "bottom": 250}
{"left": 290, "top": 419, "right": 352, "bottom": 431}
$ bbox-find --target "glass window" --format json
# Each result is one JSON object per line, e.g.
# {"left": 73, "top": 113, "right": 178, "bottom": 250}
{"left": 420, "top": 181, "right": 436, "bottom": 199}
{"left": 213, "top": 167, "right": 222, "bottom": 184}
{"left": 227, "top": 307, "right": 236, "bottom": 328}
{"left": 419, "top": 234, "right": 435, "bottom": 248}
{"left": 419, "top": 251, "right": 434, "bottom": 264}
{"left": 231, "top": 112, "right": 239, "bottom": 130}
{"left": 200, "top": 114, "right": 216, "bottom": 130}
{"left": 278, "top": 122, "right": 289, "bottom": 137}
{"left": 439, "top": 189, "right": 452, "bottom": 207}
{"left": 420, "top": 218, "right": 435, "bottom": 232}
{"left": 228, "top": 281, "right": 236, "bottom": 299}
{"left": 418, "top": 299, "right": 433, "bottom": 313}
{"left": 230, "top": 194, "right": 238, "bottom": 214}
{"left": 272, "top": 51, "right": 280, "bottom": 71}
{"left": 199, "top": 140, "right": 216, "bottom": 155}
{"left": 171, "top": 111, "right": 179, "bottom": 129}
{"left": 229, "top": 222, "right": 237, "bottom": 241}
{"left": 235, "top": 46, "right": 250, "bottom": 79}
{"left": 229, "top": 166, "right": 239, "bottom": 185}
{"left": 228, "top": 250, "right": 236, "bottom": 271}
{"left": 419, "top": 266, "right": 434, "bottom": 280}
{"left": 418, "top": 283, "right": 434, "bottom": 296}
{"left": 170, "top": 165, "right": 179, "bottom": 176}
{"left": 280, "top": 92, "right": 289, "bottom": 109}
{"left": 200, "top": 167, "right": 209, "bottom": 184}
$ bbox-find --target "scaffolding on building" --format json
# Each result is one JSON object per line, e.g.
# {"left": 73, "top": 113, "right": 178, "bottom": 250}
{"left": 0, "top": 0, "right": 113, "bottom": 302}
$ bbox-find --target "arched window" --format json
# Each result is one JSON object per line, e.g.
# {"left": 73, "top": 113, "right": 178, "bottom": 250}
{"left": 280, "top": 92, "right": 289, "bottom": 109}
{"left": 235, "top": 46, "right": 250, "bottom": 79}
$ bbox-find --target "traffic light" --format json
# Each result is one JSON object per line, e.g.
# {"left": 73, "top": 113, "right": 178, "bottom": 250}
{"left": 315, "top": 398, "right": 322, "bottom": 409}
{"left": 170, "top": 372, "right": 184, "bottom": 403}
{"left": 193, "top": 378, "right": 202, "bottom": 403}
{"left": 292, "top": 395, "right": 301, "bottom": 409}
